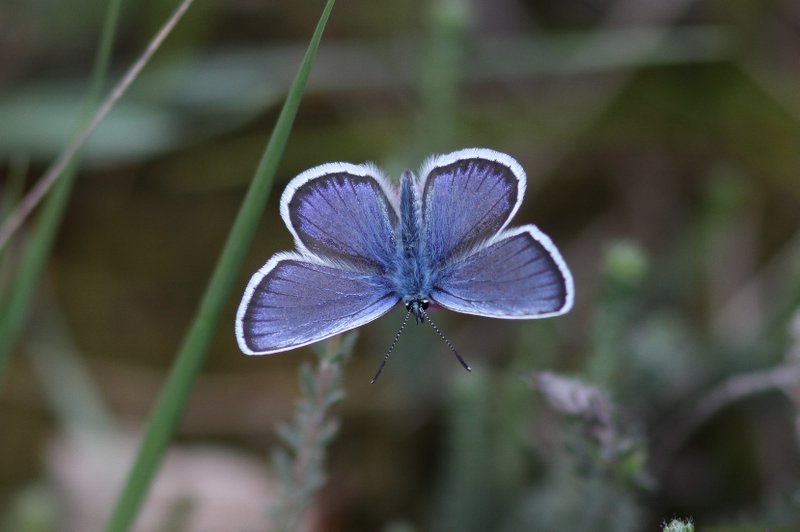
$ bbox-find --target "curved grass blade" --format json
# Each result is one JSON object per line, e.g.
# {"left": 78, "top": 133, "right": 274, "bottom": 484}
{"left": 0, "top": 0, "right": 123, "bottom": 390}
{"left": 103, "top": 1, "right": 337, "bottom": 530}
{"left": 0, "top": 155, "right": 29, "bottom": 303}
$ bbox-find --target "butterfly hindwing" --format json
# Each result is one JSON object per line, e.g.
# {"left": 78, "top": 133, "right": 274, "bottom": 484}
{"left": 281, "top": 163, "right": 398, "bottom": 272}
{"left": 430, "top": 226, "right": 574, "bottom": 319}
{"left": 236, "top": 253, "right": 398, "bottom": 355}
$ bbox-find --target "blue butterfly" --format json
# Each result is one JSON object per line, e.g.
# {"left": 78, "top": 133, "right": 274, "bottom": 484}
{"left": 235, "top": 148, "right": 574, "bottom": 378}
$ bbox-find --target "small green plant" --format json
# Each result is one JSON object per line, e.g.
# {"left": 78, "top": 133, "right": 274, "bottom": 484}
{"left": 271, "top": 333, "right": 357, "bottom": 532}
{"left": 663, "top": 517, "right": 694, "bottom": 532}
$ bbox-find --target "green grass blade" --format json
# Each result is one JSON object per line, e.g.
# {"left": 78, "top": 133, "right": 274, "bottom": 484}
{"left": 103, "top": 2, "right": 337, "bottom": 530}
{"left": 0, "top": 0, "right": 123, "bottom": 391}
{"left": 0, "top": 155, "right": 30, "bottom": 303}
{"left": 0, "top": 0, "right": 196, "bottom": 252}
{"left": 26, "top": 303, "right": 119, "bottom": 437}
{"left": 0, "top": 156, "right": 29, "bottom": 226}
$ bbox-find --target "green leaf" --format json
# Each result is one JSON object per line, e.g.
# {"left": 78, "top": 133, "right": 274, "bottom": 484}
{"left": 271, "top": 448, "right": 293, "bottom": 483}
{"left": 300, "top": 363, "right": 317, "bottom": 398}
{"left": 317, "top": 419, "right": 340, "bottom": 445}
{"left": 276, "top": 422, "right": 301, "bottom": 450}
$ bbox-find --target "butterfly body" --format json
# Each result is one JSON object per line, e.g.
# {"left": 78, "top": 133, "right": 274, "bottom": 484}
{"left": 236, "top": 148, "right": 574, "bottom": 356}
{"left": 393, "top": 170, "right": 434, "bottom": 310}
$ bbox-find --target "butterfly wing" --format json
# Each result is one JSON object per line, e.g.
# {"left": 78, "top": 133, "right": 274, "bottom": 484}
{"left": 281, "top": 163, "right": 398, "bottom": 273}
{"left": 420, "top": 148, "right": 526, "bottom": 268}
{"left": 430, "top": 226, "right": 574, "bottom": 319}
{"left": 236, "top": 253, "right": 398, "bottom": 354}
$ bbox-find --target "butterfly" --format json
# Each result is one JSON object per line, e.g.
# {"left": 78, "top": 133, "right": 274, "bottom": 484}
{"left": 235, "top": 148, "right": 574, "bottom": 380}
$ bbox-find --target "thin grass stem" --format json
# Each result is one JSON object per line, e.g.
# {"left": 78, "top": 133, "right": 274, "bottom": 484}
{"left": 0, "top": 0, "right": 196, "bottom": 252}
{"left": 0, "top": 0, "right": 123, "bottom": 391}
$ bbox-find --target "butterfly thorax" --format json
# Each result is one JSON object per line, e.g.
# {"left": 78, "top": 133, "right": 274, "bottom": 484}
{"left": 391, "top": 170, "right": 434, "bottom": 308}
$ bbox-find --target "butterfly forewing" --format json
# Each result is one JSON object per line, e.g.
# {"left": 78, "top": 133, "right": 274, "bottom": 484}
{"left": 236, "top": 253, "right": 398, "bottom": 354}
{"left": 430, "top": 226, "right": 574, "bottom": 319}
{"left": 281, "top": 163, "right": 398, "bottom": 272}
{"left": 420, "top": 149, "right": 525, "bottom": 268}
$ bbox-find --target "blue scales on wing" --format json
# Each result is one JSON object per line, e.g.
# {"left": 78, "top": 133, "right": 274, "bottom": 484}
{"left": 421, "top": 152, "right": 523, "bottom": 269}
{"left": 431, "top": 227, "right": 573, "bottom": 318}
{"left": 283, "top": 166, "right": 398, "bottom": 273}
{"left": 236, "top": 255, "right": 397, "bottom": 354}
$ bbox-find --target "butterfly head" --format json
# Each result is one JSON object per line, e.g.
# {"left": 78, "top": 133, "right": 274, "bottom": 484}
{"left": 404, "top": 298, "right": 429, "bottom": 325}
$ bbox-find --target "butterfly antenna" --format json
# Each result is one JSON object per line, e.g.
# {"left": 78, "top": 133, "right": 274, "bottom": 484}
{"left": 418, "top": 307, "right": 471, "bottom": 372}
{"left": 371, "top": 308, "right": 412, "bottom": 384}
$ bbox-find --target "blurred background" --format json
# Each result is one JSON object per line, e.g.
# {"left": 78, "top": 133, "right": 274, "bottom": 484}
{"left": 2, "top": 0, "right": 800, "bottom": 530}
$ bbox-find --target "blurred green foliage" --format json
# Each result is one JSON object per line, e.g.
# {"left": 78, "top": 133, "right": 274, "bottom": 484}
{"left": 3, "top": 0, "right": 800, "bottom": 530}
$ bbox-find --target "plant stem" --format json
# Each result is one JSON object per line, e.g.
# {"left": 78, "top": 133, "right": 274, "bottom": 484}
{"left": 0, "top": 0, "right": 123, "bottom": 391}
{"left": 272, "top": 334, "right": 353, "bottom": 532}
